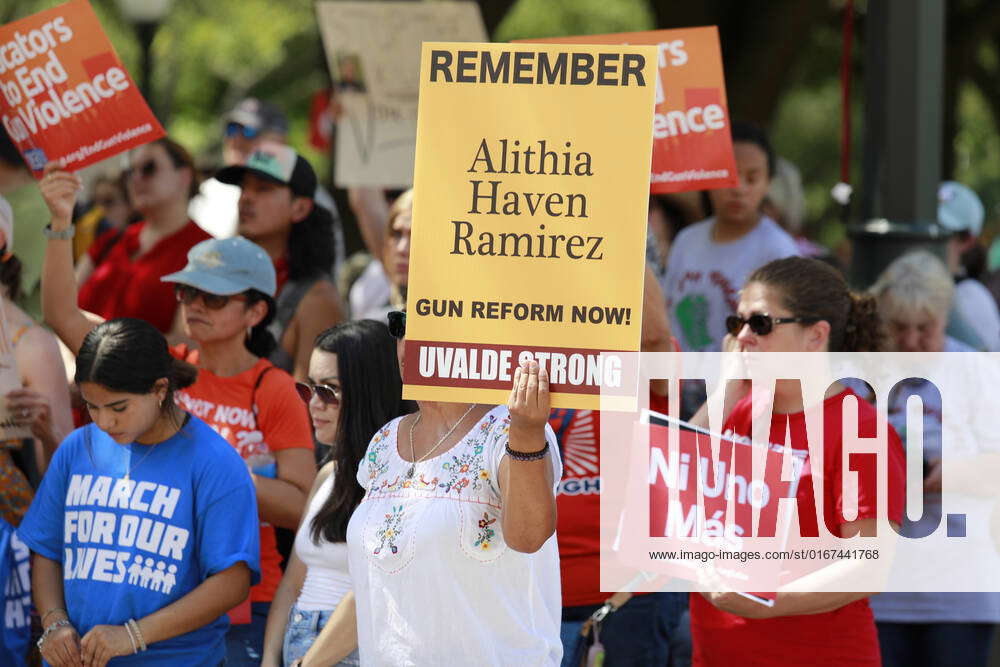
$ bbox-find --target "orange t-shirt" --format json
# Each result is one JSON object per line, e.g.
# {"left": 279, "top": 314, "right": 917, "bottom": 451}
{"left": 172, "top": 348, "right": 313, "bottom": 602}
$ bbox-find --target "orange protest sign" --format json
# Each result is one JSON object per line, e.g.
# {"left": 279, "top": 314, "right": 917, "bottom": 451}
{"left": 0, "top": 0, "right": 164, "bottom": 176}
{"left": 519, "top": 28, "right": 737, "bottom": 193}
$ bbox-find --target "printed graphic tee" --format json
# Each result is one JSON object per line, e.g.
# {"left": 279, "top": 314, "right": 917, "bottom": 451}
{"left": 174, "top": 355, "right": 313, "bottom": 602}
{"left": 18, "top": 418, "right": 260, "bottom": 666}
{"left": 347, "top": 406, "right": 563, "bottom": 666}
{"left": 690, "top": 388, "right": 906, "bottom": 667}
{"left": 663, "top": 215, "right": 799, "bottom": 352}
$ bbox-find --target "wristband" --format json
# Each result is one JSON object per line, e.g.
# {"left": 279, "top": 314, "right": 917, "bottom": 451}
{"left": 42, "top": 224, "right": 75, "bottom": 240}
{"left": 123, "top": 621, "right": 138, "bottom": 654}
{"left": 127, "top": 618, "right": 147, "bottom": 652}
{"left": 40, "top": 608, "right": 66, "bottom": 625}
{"left": 37, "top": 618, "right": 71, "bottom": 650}
{"left": 505, "top": 440, "right": 549, "bottom": 462}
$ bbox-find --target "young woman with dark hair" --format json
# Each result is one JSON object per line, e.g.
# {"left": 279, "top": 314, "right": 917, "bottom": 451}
{"left": 39, "top": 164, "right": 317, "bottom": 666}
{"left": 18, "top": 317, "right": 260, "bottom": 666}
{"left": 689, "top": 256, "right": 906, "bottom": 667}
{"left": 261, "top": 319, "right": 409, "bottom": 667}
{"left": 75, "top": 137, "right": 210, "bottom": 334}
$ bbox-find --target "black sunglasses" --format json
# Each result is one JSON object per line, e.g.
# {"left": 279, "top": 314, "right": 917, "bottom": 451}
{"left": 175, "top": 284, "right": 247, "bottom": 310}
{"left": 126, "top": 160, "right": 158, "bottom": 180}
{"left": 725, "top": 313, "right": 818, "bottom": 337}
{"left": 387, "top": 310, "right": 406, "bottom": 339}
{"left": 225, "top": 122, "right": 261, "bottom": 140}
{"left": 295, "top": 382, "right": 341, "bottom": 406}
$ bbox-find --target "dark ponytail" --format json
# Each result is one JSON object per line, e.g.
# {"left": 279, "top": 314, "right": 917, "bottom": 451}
{"left": 76, "top": 318, "right": 198, "bottom": 407}
{"left": 244, "top": 289, "right": 277, "bottom": 358}
{"left": 843, "top": 292, "right": 884, "bottom": 353}
{"left": 747, "top": 257, "right": 886, "bottom": 352}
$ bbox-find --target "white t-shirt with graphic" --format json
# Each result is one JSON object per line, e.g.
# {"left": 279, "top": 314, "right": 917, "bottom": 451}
{"left": 347, "top": 406, "right": 563, "bottom": 666}
{"left": 664, "top": 215, "right": 800, "bottom": 352}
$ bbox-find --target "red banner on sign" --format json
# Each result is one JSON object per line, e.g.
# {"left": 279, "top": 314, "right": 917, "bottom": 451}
{"left": 519, "top": 28, "right": 738, "bottom": 193}
{"left": 0, "top": 0, "right": 165, "bottom": 176}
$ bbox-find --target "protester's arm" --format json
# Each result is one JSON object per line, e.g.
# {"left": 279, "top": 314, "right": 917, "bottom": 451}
{"left": 261, "top": 462, "right": 334, "bottom": 667}
{"left": 700, "top": 518, "right": 898, "bottom": 619}
{"left": 289, "top": 280, "right": 345, "bottom": 381}
{"left": 500, "top": 361, "right": 557, "bottom": 553}
{"left": 296, "top": 593, "right": 358, "bottom": 667}
{"left": 347, "top": 187, "right": 389, "bottom": 259}
{"left": 7, "top": 326, "right": 73, "bottom": 472}
{"left": 73, "top": 254, "right": 94, "bottom": 289}
{"left": 80, "top": 562, "right": 251, "bottom": 667}
{"left": 253, "top": 447, "right": 317, "bottom": 529}
{"left": 32, "top": 553, "right": 82, "bottom": 667}
{"left": 39, "top": 164, "right": 100, "bottom": 355}
{"left": 261, "top": 552, "right": 308, "bottom": 667}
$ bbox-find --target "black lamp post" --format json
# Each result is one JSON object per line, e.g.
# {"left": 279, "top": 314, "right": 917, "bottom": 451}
{"left": 115, "top": 0, "right": 175, "bottom": 116}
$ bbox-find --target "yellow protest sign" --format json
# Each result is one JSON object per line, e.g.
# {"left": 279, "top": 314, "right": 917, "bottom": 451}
{"left": 404, "top": 42, "right": 657, "bottom": 409}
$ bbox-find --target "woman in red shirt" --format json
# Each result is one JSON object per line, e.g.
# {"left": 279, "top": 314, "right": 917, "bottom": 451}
{"left": 689, "top": 257, "right": 906, "bottom": 666}
{"left": 75, "top": 138, "right": 210, "bottom": 334}
{"left": 40, "top": 165, "right": 317, "bottom": 665}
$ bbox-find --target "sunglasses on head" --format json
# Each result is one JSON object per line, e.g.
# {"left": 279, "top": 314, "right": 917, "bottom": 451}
{"left": 295, "top": 382, "right": 341, "bottom": 406}
{"left": 126, "top": 160, "right": 158, "bottom": 180}
{"left": 387, "top": 310, "right": 406, "bottom": 339}
{"left": 225, "top": 122, "right": 261, "bottom": 140}
{"left": 174, "top": 284, "right": 248, "bottom": 310}
{"left": 725, "top": 313, "right": 818, "bottom": 337}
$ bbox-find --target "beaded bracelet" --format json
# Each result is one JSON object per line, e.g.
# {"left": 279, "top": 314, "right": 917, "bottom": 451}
{"left": 123, "top": 622, "right": 138, "bottom": 654}
{"left": 36, "top": 619, "right": 71, "bottom": 650}
{"left": 505, "top": 440, "right": 549, "bottom": 462}
{"left": 127, "top": 618, "right": 147, "bottom": 652}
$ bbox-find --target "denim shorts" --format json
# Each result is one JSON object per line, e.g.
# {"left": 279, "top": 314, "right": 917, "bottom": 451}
{"left": 282, "top": 605, "right": 360, "bottom": 666}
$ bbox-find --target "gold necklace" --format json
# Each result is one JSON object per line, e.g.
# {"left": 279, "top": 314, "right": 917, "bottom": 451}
{"left": 123, "top": 442, "right": 159, "bottom": 482}
{"left": 406, "top": 404, "right": 477, "bottom": 479}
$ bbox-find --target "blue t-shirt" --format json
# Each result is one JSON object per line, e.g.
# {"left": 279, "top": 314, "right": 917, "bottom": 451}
{"left": 18, "top": 416, "right": 260, "bottom": 666}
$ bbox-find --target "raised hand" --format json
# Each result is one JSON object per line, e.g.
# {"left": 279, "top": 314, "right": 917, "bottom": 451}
{"left": 507, "top": 360, "right": 550, "bottom": 452}
{"left": 39, "top": 162, "right": 82, "bottom": 225}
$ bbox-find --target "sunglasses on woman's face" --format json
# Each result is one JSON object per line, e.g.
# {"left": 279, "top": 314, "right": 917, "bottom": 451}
{"left": 174, "top": 284, "right": 247, "bottom": 310}
{"left": 225, "top": 122, "right": 261, "bottom": 140}
{"left": 295, "top": 382, "right": 341, "bottom": 406}
{"left": 387, "top": 310, "right": 406, "bottom": 339}
{"left": 725, "top": 313, "right": 817, "bottom": 337}
{"left": 126, "top": 160, "right": 158, "bottom": 180}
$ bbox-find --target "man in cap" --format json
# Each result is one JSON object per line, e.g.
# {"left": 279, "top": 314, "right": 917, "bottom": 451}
{"left": 215, "top": 142, "right": 344, "bottom": 380}
{"left": 938, "top": 181, "right": 1000, "bottom": 351}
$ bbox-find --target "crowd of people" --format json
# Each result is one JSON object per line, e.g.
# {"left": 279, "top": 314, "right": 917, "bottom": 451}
{"left": 0, "top": 92, "right": 998, "bottom": 667}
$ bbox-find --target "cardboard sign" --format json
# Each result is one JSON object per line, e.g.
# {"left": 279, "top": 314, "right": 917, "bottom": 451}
{"left": 402, "top": 42, "right": 657, "bottom": 410}
{"left": 315, "top": 1, "right": 487, "bottom": 188}
{"left": 520, "top": 28, "right": 738, "bottom": 193}
{"left": 0, "top": 0, "right": 165, "bottom": 176}
{"left": 645, "top": 422, "right": 803, "bottom": 597}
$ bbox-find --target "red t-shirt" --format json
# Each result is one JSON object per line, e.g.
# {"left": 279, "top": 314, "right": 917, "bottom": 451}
{"left": 79, "top": 220, "right": 210, "bottom": 333}
{"left": 550, "top": 393, "right": 671, "bottom": 607}
{"left": 171, "top": 348, "right": 313, "bottom": 602}
{"left": 690, "top": 388, "right": 906, "bottom": 666}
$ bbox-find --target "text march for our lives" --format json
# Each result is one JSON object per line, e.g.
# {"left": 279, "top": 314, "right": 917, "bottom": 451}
{"left": 404, "top": 43, "right": 657, "bottom": 410}
{"left": 0, "top": 0, "right": 164, "bottom": 175}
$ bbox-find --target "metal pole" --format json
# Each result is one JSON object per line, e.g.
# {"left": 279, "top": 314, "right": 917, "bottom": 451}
{"left": 850, "top": 0, "right": 947, "bottom": 288}
{"left": 135, "top": 21, "right": 158, "bottom": 115}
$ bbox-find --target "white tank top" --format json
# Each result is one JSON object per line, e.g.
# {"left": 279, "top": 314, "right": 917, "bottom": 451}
{"left": 293, "top": 475, "right": 353, "bottom": 611}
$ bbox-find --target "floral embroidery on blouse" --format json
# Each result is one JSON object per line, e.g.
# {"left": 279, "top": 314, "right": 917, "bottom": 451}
{"left": 366, "top": 424, "right": 392, "bottom": 482}
{"left": 374, "top": 504, "right": 404, "bottom": 555}
{"left": 474, "top": 512, "right": 497, "bottom": 550}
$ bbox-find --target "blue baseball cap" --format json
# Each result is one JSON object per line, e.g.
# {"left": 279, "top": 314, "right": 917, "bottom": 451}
{"left": 938, "top": 181, "right": 984, "bottom": 237}
{"left": 161, "top": 236, "right": 276, "bottom": 297}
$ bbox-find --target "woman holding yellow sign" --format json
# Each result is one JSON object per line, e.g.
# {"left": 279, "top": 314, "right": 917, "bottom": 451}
{"left": 346, "top": 310, "right": 563, "bottom": 665}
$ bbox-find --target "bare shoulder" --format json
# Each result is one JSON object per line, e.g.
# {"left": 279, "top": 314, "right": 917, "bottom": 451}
{"left": 296, "top": 277, "right": 345, "bottom": 323}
